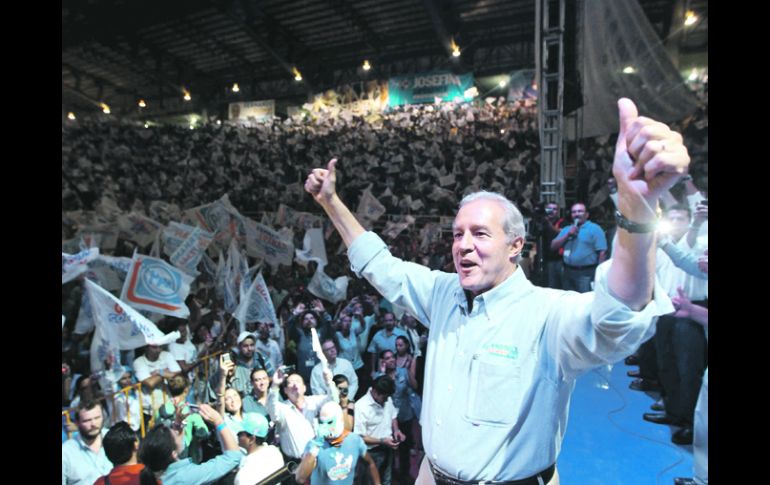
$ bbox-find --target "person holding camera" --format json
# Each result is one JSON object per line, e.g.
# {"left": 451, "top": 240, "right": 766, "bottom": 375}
{"left": 538, "top": 202, "right": 566, "bottom": 289}
{"left": 210, "top": 331, "right": 274, "bottom": 398}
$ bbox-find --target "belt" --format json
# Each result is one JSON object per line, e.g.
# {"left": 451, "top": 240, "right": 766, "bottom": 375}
{"left": 429, "top": 460, "right": 555, "bottom": 485}
{"left": 563, "top": 263, "right": 597, "bottom": 270}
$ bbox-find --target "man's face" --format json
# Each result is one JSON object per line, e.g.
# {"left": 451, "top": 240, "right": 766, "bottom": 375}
{"left": 665, "top": 209, "right": 690, "bottom": 240}
{"left": 570, "top": 204, "right": 588, "bottom": 224}
{"left": 251, "top": 370, "right": 270, "bottom": 393}
{"left": 321, "top": 341, "right": 337, "bottom": 363}
{"left": 238, "top": 337, "right": 256, "bottom": 359}
{"left": 257, "top": 322, "right": 269, "bottom": 339}
{"left": 382, "top": 351, "right": 396, "bottom": 370}
{"left": 302, "top": 313, "right": 317, "bottom": 329}
{"left": 237, "top": 432, "right": 254, "bottom": 449}
{"left": 76, "top": 406, "right": 103, "bottom": 439}
{"left": 370, "top": 388, "right": 389, "bottom": 406}
{"left": 118, "top": 372, "right": 132, "bottom": 389}
{"left": 545, "top": 203, "right": 559, "bottom": 221}
{"left": 285, "top": 374, "right": 306, "bottom": 402}
{"left": 452, "top": 199, "right": 523, "bottom": 295}
{"left": 382, "top": 313, "right": 396, "bottom": 331}
{"left": 145, "top": 345, "right": 161, "bottom": 361}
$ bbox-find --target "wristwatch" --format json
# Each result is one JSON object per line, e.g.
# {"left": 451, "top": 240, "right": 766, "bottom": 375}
{"left": 615, "top": 210, "right": 658, "bottom": 233}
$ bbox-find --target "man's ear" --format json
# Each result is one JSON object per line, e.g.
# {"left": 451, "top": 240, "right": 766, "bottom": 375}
{"left": 509, "top": 236, "right": 525, "bottom": 260}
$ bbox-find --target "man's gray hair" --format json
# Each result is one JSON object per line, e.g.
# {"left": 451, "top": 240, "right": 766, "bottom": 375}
{"left": 458, "top": 191, "right": 527, "bottom": 260}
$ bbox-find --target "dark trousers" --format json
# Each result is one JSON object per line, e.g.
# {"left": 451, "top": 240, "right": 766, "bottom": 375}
{"left": 636, "top": 337, "right": 659, "bottom": 381}
{"left": 544, "top": 260, "right": 563, "bottom": 290}
{"left": 655, "top": 314, "right": 708, "bottom": 426}
{"left": 368, "top": 446, "right": 394, "bottom": 485}
{"left": 562, "top": 265, "right": 596, "bottom": 293}
{"left": 397, "top": 419, "right": 415, "bottom": 484}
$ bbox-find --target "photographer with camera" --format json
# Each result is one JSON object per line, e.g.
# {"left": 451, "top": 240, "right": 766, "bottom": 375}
{"left": 209, "top": 331, "right": 275, "bottom": 398}
{"left": 533, "top": 202, "right": 566, "bottom": 289}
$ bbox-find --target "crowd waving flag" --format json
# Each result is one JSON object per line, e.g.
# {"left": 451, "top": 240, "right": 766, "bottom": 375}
{"left": 86, "top": 279, "right": 180, "bottom": 374}
{"left": 120, "top": 253, "right": 194, "bottom": 318}
{"left": 62, "top": 247, "right": 99, "bottom": 284}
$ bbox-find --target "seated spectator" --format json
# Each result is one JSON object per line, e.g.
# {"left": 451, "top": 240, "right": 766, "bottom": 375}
{"left": 94, "top": 422, "right": 144, "bottom": 485}
{"left": 132, "top": 344, "right": 182, "bottom": 418}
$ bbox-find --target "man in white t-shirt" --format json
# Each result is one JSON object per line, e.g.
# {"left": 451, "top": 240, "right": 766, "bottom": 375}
{"left": 234, "top": 413, "right": 284, "bottom": 485}
{"left": 132, "top": 343, "right": 181, "bottom": 416}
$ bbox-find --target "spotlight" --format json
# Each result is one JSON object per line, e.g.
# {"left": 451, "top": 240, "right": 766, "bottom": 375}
{"left": 138, "top": 99, "right": 146, "bottom": 108}
{"left": 232, "top": 83, "right": 240, "bottom": 93}
{"left": 67, "top": 112, "right": 76, "bottom": 120}
{"left": 363, "top": 60, "right": 371, "bottom": 71}
{"left": 684, "top": 11, "right": 697, "bottom": 26}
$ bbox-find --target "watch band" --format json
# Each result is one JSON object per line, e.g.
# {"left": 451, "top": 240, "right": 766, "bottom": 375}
{"left": 615, "top": 210, "right": 658, "bottom": 233}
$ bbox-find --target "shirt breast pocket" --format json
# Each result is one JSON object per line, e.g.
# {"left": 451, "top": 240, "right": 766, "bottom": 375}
{"left": 465, "top": 355, "right": 524, "bottom": 427}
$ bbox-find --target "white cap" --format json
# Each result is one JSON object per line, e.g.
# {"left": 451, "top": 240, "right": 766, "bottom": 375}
{"left": 237, "top": 331, "right": 257, "bottom": 345}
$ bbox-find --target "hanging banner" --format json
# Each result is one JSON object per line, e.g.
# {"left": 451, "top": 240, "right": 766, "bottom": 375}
{"left": 229, "top": 100, "right": 275, "bottom": 122}
{"left": 387, "top": 71, "right": 475, "bottom": 107}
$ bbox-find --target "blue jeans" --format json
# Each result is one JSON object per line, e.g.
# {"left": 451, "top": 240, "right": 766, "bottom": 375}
{"left": 562, "top": 265, "right": 595, "bottom": 293}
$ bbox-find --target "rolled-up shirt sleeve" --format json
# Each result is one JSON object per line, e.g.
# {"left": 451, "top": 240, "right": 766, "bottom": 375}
{"left": 348, "top": 232, "right": 445, "bottom": 328}
{"left": 547, "top": 260, "right": 675, "bottom": 380}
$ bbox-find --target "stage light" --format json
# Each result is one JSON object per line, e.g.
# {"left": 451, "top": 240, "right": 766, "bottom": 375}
{"left": 622, "top": 66, "right": 636, "bottom": 74}
{"left": 684, "top": 11, "right": 697, "bottom": 26}
{"left": 67, "top": 112, "right": 76, "bottom": 120}
{"left": 363, "top": 60, "right": 371, "bottom": 71}
{"left": 232, "top": 83, "right": 240, "bottom": 92}
{"left": 100, "top": 103, "right": 111, "bottom": 114}
{"left": 183, "top": 90, "right": 192, "bottom": 101}
{"left": 292, "top": 67, "right": 303, "bottom": 81}
{"left": 451, "top": 38, "right": 461, "bottom": 57}
{"left": 138, "top": 99, "right": 146, "bottom": 108}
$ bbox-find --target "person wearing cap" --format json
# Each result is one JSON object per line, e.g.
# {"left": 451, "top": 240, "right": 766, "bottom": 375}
{"left": 234, "top": 413, "right": 284, "bottom": 485}
{"left": 211, "top": 331, "right": 275, "bottom": 397}
{"left": 296, "top": 401, "right": 380, "bottom": 485}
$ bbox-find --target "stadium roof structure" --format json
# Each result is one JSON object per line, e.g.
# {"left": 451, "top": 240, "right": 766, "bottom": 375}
{"left": 62, "top": 0, "right": 707, "bottom": 119}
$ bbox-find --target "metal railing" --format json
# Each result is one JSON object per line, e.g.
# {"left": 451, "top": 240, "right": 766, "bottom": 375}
{"left": 62, "top": 349, "right": 223, "bottom": 440}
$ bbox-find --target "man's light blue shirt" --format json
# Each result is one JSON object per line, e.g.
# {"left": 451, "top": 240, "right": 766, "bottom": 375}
{"left": 61, "top": 429, "right": 112, "bottom": 485}
{"left": 161, "top": 450, "right": 241, "bottom": 485}
{"left": 367, "top": 327, "right": 408, "bottom": 355}
{"left": 557, "top": 220, "right": 607, "bottom": 266}
{"left": 348, "top": 231, "right": 672, "bottom": 480}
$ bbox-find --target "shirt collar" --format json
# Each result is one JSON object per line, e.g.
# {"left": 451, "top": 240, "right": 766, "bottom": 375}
{"left": 453, "top": 266, "right": 534, "bottom": 320}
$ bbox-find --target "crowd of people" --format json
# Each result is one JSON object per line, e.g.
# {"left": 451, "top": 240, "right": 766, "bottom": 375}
{"left": 62, "top": 82, "right": 708, "bottom": 485}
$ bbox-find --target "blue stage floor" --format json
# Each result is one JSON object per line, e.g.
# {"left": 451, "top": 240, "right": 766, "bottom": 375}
{"left": 557, "top": 361, "right": 694, "bottom": 485}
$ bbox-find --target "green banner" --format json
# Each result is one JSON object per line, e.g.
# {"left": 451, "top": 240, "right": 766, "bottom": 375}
{"left": 387, "top": 71, "right": 475, "bottom": 107}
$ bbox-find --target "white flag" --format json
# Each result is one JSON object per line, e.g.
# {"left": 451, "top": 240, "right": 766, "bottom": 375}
{"left": 307, "top": 262, "right": 349, "bottom": 304}
{"left": 62, "top": 248, "right": 99, "bottom": 284}
{"left": 119, "top": 254, "right": 194, "bottom": 318}
{"left": 87, "top": 279, "right": 179, "bottom": 373}
{"left": 355, "top": 187, "right": 386, "bottom": 223}
{"left": 294, "top": 228, "right": 328, "bottom": 268}
{"left": 170, "top": 225, "right": 211, "bottom": 276}
{"left": 234, "top": 272, "right": 278, "bottom": 331}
